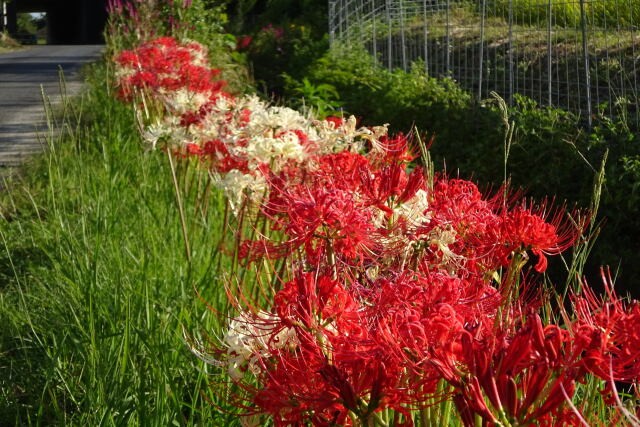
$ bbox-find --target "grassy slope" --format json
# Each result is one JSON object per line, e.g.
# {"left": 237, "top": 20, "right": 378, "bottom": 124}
{"left": 0, "top": 61, "right": 238, "bottom": 425}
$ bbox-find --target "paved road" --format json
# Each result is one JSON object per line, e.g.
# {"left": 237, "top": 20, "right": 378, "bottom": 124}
{"left": 0, "top": 45, "right": 103, "bottom": 169}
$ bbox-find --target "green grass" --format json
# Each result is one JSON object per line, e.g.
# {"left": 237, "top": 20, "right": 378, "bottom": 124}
{"left": 490, "top": 0, "right": 640, "bottom": 28}
{"left": 0, "top": 61, "right": 238, "bottom": 425}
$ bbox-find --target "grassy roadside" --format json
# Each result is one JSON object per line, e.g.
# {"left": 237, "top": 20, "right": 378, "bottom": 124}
{"left": 0, "top": 60, "right": 237, "bottom": 425}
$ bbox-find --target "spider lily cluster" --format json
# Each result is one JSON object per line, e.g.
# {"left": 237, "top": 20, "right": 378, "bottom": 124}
{"left": 113, "top": 34, "right": 640, "bottom": 426}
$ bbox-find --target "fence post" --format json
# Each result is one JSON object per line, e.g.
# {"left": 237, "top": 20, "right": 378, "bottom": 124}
{"left": 344, "top": 0, "right": 349, "bottom": 41}
{"left": 373, "top": 15, "right": 378, "bottom": 65}
{"left": 399, "top": 0, "right": 407, "bottom": 71}
{"left": 337, "top": 0, "right": 344, "bottom": 43}
{"left": 507, "top": 0, "right": 514, "bottom": 106}
{"left": 632, "top": 10, "right": 639, "bottom": 127}
{"left": 329, "top": 0, "right": 335, "bottom": 45}
{"left": 355, "top": 0, "right": 361, "bottom": 47}
{"left": 422, "top": 0, "right": 429, "bottom": 73}
{"left": 360, "top": 0, "right": 367, "bottom": 49}
{"left": 5, "top": 0, "right": 16, "bottom": 35}
{"left": 578, "top": 0, "right": 592, "bottom": 128}
{"left": 0, "top": 1, "right": 5, "bottom": 32}
{"left": 445, "top": 0, "right": 451, "bottom": 76}
{"left": 478, "top": 0, "right": 486, "bottom": 100}
{"left": 547, "top": 0, "right": 553, "bottom": 106}
{"left": 386, "top": 0, "right": 393, "bottom": 70}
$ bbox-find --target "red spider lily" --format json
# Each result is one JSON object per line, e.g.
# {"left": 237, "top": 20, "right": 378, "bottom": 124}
{"left": 115, "top": 36, "right": 226, "bottom": 102}
{"left": 411, "top": 180, "right": 583, "bottom": 275}
{"left": 199, "top": 139, "right": 250, "bottom": 173}
{"left": 117, "top": 32, "right": 636, "bottom": 427}
{"left": 222, "top": 273, "right": 422, "bottom": 426}
{"left": 252, "top": 350, "right": 415, "bottom": 426}
{"left": 280, "top": 186, "right": 376, "bottom": 264}
{"left": 244, "top": 174, "right": 378, "bottom": 269}
{"left": 252, "top": 355, "right": 355, "bottom": 427}
{"left": 571, "top": 269, "right": 640, "bottom": 383}
{"left": 370, "top": 132, "right": 418, "bottom": 165}
{"left": 325, "top": 116, "right": 344, "bottom": 128}
{"left": 367, "top": 271, "right": 500, "bottom": 393}
{"left": 497, "top": 201, "right": 584, "bottom": 273}
{"left": 536, "top": 407, "right": 582, "bottom": 426}
{"left": 179, "top": 97, "right": 240, "bottom": 129}
{"left": 445, "top": 313, "right": 584, "bottom": 426}
{"left": 412, "top": 177, "right": 503, "bottom": 275}
{"left": 273, "top": 274, "right": 360, "bottom": 329}
{"left": 243, "top": 153, "right": 429, "bottom": 268}
{"left": 309, "top": 152, "right": 373, "bottom": 193}
{"left": 359, "top": 164, "right": 424, "bottom": 216}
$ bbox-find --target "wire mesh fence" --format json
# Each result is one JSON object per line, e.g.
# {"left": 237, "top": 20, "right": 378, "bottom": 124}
{"left": 329, "top": 0, "right": 639, "bottom": 127}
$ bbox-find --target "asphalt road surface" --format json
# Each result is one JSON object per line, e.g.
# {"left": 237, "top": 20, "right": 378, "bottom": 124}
{"left": 0, "top": 45, "right": 103, "bottom": 169}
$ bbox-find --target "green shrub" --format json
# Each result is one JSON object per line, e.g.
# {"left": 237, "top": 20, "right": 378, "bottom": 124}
{"left": 239, "top": 24, "right": 330, "bottom": 96}
{"left": 288, "top": 48, "right": 503, "bottom": 178}
{"left": 282, "top": 76, "right": 342, "bottom": 118}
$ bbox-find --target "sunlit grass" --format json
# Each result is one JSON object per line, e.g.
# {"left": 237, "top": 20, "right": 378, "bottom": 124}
{"left": 0, "top": 61, "right": 238, "bottom": 425}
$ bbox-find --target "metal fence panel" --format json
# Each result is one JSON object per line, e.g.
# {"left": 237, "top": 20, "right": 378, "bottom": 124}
{"left": 329, "top": 0, "right": 640, "bottom": 126}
